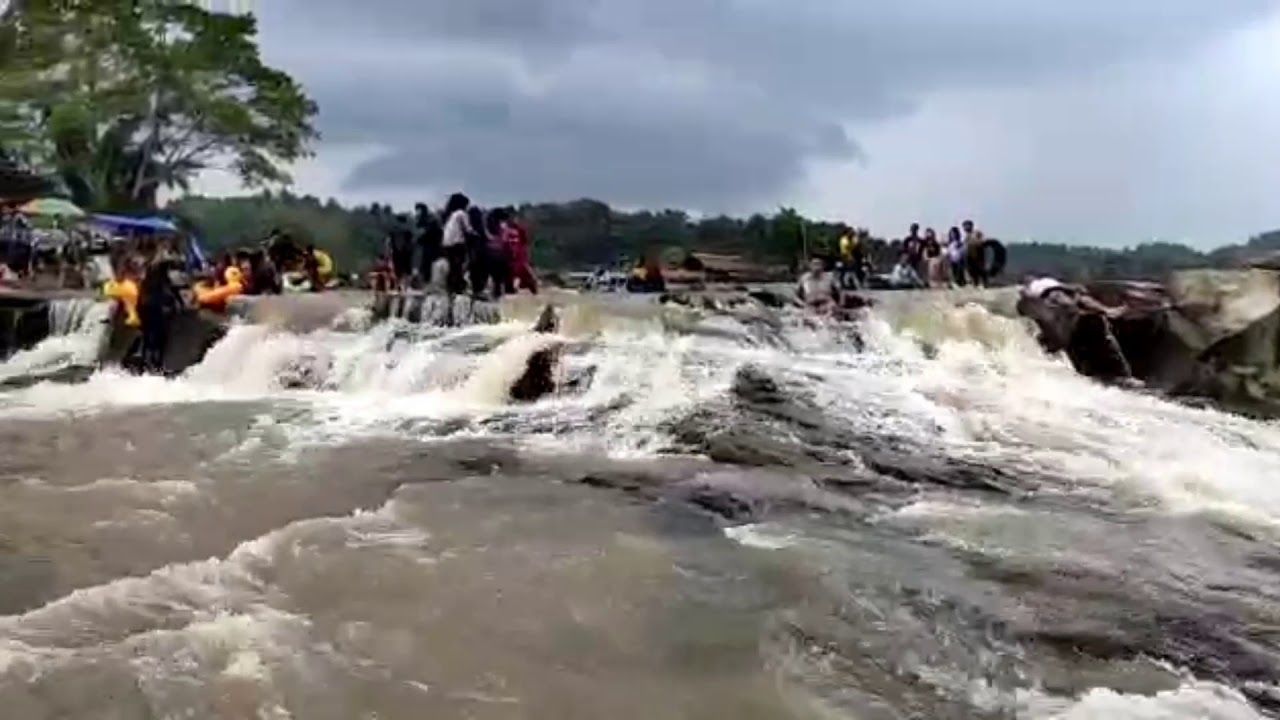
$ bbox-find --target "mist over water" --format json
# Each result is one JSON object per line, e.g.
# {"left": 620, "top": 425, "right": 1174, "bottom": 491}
{"left": 0, "top": 291, "right": 1277, "bottom": 719}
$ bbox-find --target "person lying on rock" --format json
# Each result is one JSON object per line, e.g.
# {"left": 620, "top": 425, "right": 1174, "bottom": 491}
{"left": 1018, "top": 275, "right": 1133, "bottom": 381}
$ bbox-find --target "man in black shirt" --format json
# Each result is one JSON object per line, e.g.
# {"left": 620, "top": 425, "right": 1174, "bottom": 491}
{"left": 414, "top": 203, "right": 442, "bottom": 287}
{"left": 387, "top": 215, "right": 415, "bottom": 290}
{"left": 138, "top": 256, "right": 185, "bottom": 373}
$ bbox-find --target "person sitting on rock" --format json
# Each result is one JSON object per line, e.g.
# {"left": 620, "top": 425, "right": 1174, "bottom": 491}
{"left": 888, "top": 252, "right": 925, "bottom": 289}
{"left": 797, "top": 257, "right": 839, "bottom": 313}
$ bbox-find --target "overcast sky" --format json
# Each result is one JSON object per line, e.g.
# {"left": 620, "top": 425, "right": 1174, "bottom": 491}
{"left": 190, "top": 0, "right": 1280, "bottom": 248}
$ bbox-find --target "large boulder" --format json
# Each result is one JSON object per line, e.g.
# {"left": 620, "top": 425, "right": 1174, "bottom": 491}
{"left": 99, "top": 308, "right": 227, "bottom": 376}
{"left": 226, "top": 292, "right": 365, "bottom": 332}
{"left": 0, "top": 290, "right": 54, "bottom": 359}
{"left": 1018, "top": 270, "right": 1280, "bottom": 418}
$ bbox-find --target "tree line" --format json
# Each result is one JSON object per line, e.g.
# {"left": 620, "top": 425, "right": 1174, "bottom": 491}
{"left": 168, "top": 191, "right": 1280, "bottom": 281}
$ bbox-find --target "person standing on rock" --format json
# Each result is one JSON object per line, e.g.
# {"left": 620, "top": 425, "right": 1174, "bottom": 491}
{"left": 387, "top": 215, "right": 415, "bottom": 292}
{"left": 903, "top": 223, "right": 925, "bottom": 279}
{"left": 138, "top": 254, "right": 186, "bottom": 373}
{"left": 923, "top": 228, "right": 947, "bottom": 288}
{"left": 507, "top": 208, "right": 538, "bottom": 295}
{"left": 837, "top": 226, "right": 861, "bottom": 290}
{"left": 963, "top": 220, "right": 989, "bottom": 287}
{"left": 441, "top": 193, "right": 472, "bottom": 297}
{"left": 414, "top": 202, "right": 442, "bottom": 289}
{"left": 946, "top": 226, "right": 967, "bottom": 287}
{"left": 465, "top": 206, "right": 492, "bottom": 298}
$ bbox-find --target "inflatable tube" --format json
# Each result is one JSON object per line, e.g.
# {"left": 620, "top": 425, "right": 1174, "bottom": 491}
{"left": 983, "top": 239, "right": 1007, "bottom": 279}
{"left": 195, "top": 268, "right": 245, "bottom": 312}
{"left": 194, "top": 282, "right": 243, "bottom": 312}
{"left": 102, "top": 278, "right": 140, "bottom": 327}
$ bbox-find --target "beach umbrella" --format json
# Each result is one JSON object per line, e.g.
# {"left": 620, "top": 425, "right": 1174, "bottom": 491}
{"left": 18, "top": 197, "right": 85, "bottom": 218}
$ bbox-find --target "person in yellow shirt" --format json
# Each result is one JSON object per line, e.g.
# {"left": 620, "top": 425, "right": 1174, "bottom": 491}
{"left": 837, "top": 226, "right": 862, "bottom": 289}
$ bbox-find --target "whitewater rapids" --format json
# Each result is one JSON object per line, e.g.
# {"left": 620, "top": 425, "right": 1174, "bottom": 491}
{"left": 0, "top": 290, "right": 1277, "bottom": 719}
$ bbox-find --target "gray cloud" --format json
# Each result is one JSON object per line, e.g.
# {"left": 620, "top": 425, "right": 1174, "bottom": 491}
{"left": 254, "top": 0, "right": 1272, "bottom": 210}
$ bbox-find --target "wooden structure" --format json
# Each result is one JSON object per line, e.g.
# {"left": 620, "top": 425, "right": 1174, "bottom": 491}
{"left": 677, "top": 252, "right": 790, "bottom": 283}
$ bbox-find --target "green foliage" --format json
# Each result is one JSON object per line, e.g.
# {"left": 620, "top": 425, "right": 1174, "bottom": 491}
{"left": 168, "top": 193, "right": 1277, "bottom": 280}
{"left": 0, "top": 0, "right": 318, "bottom": 210}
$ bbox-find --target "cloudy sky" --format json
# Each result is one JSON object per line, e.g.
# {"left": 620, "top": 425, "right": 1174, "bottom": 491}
{"left": 191, "top": 0, "right": 1280, "bottom": 248}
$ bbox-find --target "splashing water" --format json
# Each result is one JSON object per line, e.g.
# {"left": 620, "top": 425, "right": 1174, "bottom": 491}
{"left": 0, "top": 298, "right": 111, "bottom": 382}
{"left": 0, "top": 290, "right": 1277, "bottom": 719}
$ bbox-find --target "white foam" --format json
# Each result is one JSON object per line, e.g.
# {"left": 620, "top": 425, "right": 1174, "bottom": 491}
{"left": 0, "top": 299, "right": 111, "bottom": 382}
{"left": 1021, "top": 681, "right": 1267, "bottom": 719}
{"left": 723, "top": 523, "right": 797, "bottom": 550}
{"left": 1, "top": 296, "right": 1277, "bottom": 534}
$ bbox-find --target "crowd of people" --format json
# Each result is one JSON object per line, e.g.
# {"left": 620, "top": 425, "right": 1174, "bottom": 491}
{"left": 0, "top": 207, "right": 93, "bottom": 285}
{"left": 832, "top": 219, "right": 998, "bottom": 292}
{"left": 799, "top": 219, "right": 999, "bottom": 311}
{"left": 374, "top": 193, "right": 538, "bottom": 299}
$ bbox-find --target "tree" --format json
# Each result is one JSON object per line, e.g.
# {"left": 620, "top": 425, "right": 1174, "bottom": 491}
{"left": 0, "top": 0, "right": 318, "bottom": 211}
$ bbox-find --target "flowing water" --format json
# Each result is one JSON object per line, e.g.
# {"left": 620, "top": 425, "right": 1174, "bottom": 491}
{"left": 0, "top": 291, "right": 1278, "bottom": 719}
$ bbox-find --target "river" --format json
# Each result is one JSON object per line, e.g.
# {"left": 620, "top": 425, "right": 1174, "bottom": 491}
{"left": 0, "top": 290, "right": 1277, "bottom": 719}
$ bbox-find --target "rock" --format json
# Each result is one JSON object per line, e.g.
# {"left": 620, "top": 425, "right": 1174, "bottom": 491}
{"left": 98, "top": 308, "right": 227, "bottom": 377}
{"left": 0, "top": 290, "right": 58, "bottom": 359}
{"left": 226, "top": 292, "right": 361, "bottom": 332}
{"left": 370, "top": 291, "right": 501, "bottom": 326}
{"left": 1017, "top": 270, "right": 1280, "bottom": 418}
{"left": 746, "top": 289, "right": 791, "bottom": 308}
{"left": 508, "top": 304, "right": 596, "bottom": 403}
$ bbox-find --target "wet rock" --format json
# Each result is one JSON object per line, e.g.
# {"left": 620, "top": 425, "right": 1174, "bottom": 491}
{"left": 1018, "top": 270, "right": 1280, "bottom": 418}
{"left": 746, "top": 289, "right": 792, "bottom": 309}
{"left": 0, "top": 364, "right": 96, "bottom": 390}
{"left": 509, "top": 304, "right": 596, "bottom": 403}
{"left": 370, "top": 292, "right": 502, "bottom": 327}
{"left": 730, "top": 364, "right": 785, "bottom": 405}
{"left": 859, "top": 449, "right": 1014, "bottom": 495}
{"left": 0, "top": 289, "right": 88, "bottom": 359}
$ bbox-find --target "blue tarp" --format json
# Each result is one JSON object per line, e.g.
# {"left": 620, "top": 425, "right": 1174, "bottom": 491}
{"left": 90, "top": 213, "right": 178, "bottom": 233}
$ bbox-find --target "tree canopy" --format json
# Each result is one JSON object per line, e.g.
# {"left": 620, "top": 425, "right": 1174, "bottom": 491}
{"left": 0, "top": 0, "right": 318, "bottom": 211}
{"left": 167, "top": 191, "right": 1280, "bottom": 281}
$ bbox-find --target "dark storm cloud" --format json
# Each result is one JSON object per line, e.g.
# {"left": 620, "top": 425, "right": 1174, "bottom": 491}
{"left": 254, "top": 0, "right": 1272, "bottom": 209}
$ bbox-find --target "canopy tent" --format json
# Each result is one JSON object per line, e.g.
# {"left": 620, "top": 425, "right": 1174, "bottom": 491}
{"left": 89, "top": 213, "right": 210, "bottom": 272}
{"left": 89, "top": 213, "right": 178, "bottom": 234}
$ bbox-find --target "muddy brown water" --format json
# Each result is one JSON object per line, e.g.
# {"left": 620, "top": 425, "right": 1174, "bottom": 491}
{"left": 0, "top": 292, "right": 1276, "bottom": 719}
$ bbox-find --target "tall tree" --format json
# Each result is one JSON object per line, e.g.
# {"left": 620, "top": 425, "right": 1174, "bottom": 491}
{"left": 0, "top": 0, "right": 318, "bottom": 210}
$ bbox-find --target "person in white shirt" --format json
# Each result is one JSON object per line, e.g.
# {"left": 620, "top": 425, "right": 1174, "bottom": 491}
{"left": 888, "top": 253, "right": 924, "bottom": 289}
{"left": 1018, "top": 274, "right": 1132, "bottom": 379}
{"left": 1021, "top": 275, "right": 1121, "bottom": 317}
{"left": 797, "top": 257, "right": 839, "bottom": 313}
{"left": 440, "top": 192, "right": 472, "bottom": 295}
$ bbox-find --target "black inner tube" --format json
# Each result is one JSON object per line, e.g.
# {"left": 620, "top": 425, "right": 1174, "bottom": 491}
{"left": 982, "top": 239, "right": 1007, "bottom": 278}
